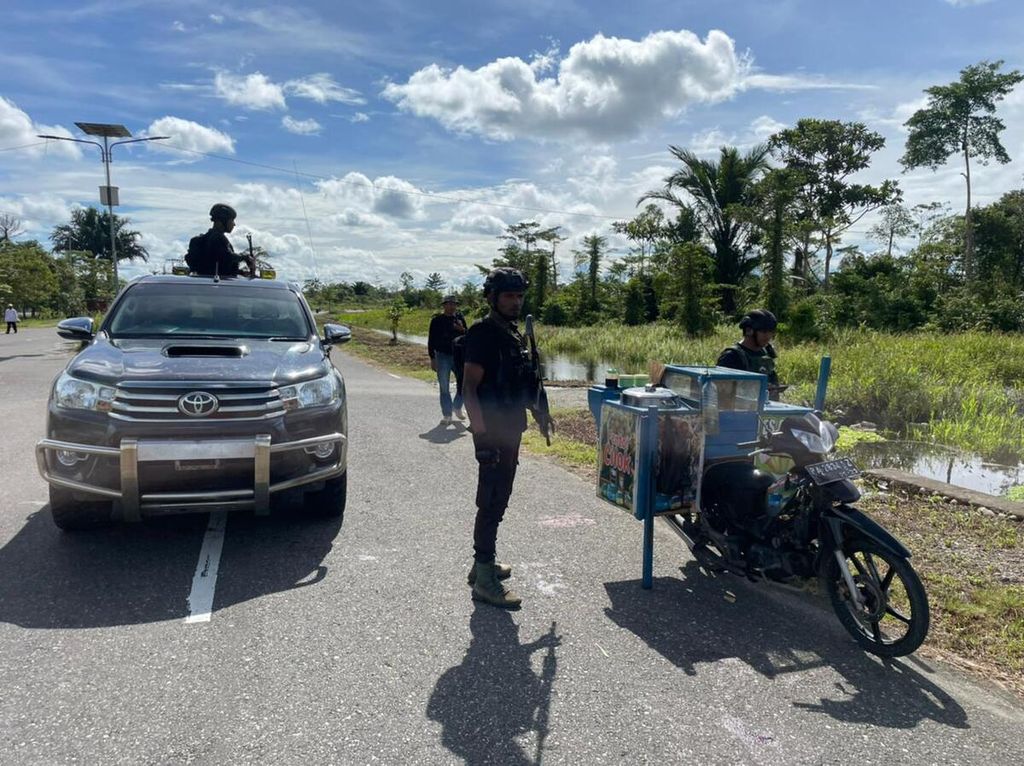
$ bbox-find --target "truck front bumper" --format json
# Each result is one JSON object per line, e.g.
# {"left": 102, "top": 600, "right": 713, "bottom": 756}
{"left": 36, "top": 432, "right": 346, "bottom": 520}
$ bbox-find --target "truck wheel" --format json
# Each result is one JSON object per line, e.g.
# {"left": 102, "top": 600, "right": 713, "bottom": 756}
{"left": 48, "top": 486, "right": 113, "bottom": 531}
{"left": 304, "top": 472, "right": 346, "bottom": 519}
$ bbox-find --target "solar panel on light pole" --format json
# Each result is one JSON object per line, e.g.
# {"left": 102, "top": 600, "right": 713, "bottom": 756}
{"left": 38, "top": 123, "right": 169, "bottom": 290}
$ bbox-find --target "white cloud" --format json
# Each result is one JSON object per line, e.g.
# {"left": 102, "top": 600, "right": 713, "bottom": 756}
{"left": 0, "top": 95, "right": 80, "bottom": 158}
{"left": 750, "top": 115, "right": 786, "bottom": 140}
{"left": 209, "top": 13, "right": 224, "bottom": 23}
{"left": 944, "top": 0, "right": 993, "bottom": 6}
{"left": 172, "top": 20, "right": 186, "bottom": 32}
{"left": 372, "top": 176, "right": 425, "bottom": 218}
{"left": 317, "top": 173, "right": 426, "bottom": 220}
{"left": 743, "top": 73, "right": 876, "bottom": 92}
{"left": 0, "top": 193, "right": 75, "bottom": 230}
{"left": 285, "top": 73, "right": 365, "bottom": 105}
{"left": 350, "top": 112, "right": 370, "bottom": 123}
{"left": 444, "top": 203, "right": 508, "bottom": 235}
{"left": 144, "top": 116, "right": 235, "bottom": 157}
{"left": 282, "top": 115, "right": 322, "bottom": 135}
{"left": 383, "top": 29, "right": 746, "bottom": 141}
{"left": 213, "top": 71, "right": 286, "bottom": 110}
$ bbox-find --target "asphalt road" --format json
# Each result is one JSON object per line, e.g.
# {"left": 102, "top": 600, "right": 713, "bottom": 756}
{"left": 1, "top": 326, "right": 1023, "bottom": 765}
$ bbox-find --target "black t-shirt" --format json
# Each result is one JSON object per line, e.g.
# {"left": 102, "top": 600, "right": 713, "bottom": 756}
{"left": 427, "top": 313, "right": 466, "bottom": 358}
{"left": 463, "top": 316, "right": 529, "bottom": 434}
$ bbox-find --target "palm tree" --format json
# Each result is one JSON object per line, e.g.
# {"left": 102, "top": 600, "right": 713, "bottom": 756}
{"left": 50, "top": 207, "right": 148, "bottom": 264}
{"left": 642, "top": 144, "right": 770, "bottom": 314}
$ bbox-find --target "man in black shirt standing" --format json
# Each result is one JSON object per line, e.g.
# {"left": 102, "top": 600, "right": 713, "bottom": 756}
{"left": 427, "top": 294, "right": 467, "bottom": 425}
{"left": 462, "top": 267, "right": 534, "bottom": 609}
{"left": 186, "top": 203, "right": 253, "bottom": 277}
{"left": 716, "top": 309, "right": 782, "bottom": 398}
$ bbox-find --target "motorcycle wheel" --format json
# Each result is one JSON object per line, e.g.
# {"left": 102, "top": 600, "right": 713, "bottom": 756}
{"left": 824, "top": 538, "right": 930, "bottom": 657}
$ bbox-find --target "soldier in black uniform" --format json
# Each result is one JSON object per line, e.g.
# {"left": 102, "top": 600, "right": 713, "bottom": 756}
{"left": 185, "top": 203, "right": 253, "bottom": 277}
{"left": 462, "top": 267, "right": 535, "bottom": 609}
{"left": 717, "top": 309, "right": 783, "bottom": 398}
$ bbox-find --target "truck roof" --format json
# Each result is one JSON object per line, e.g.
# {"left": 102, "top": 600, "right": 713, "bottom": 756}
{"left": 130, "top": 274, "right": 298, "bottom": 291}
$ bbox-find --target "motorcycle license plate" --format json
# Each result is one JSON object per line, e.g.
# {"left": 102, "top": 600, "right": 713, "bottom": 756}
{"left": 806, "top": 458, "right": 859, "bottom": 485}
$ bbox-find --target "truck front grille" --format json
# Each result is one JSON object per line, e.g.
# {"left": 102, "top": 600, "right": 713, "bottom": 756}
{"left": 110, "top": 382, "right": 285, "bottom": 422}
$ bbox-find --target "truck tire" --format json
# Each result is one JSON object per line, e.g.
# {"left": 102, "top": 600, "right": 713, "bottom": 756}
{"left": 303, "top": 471, "right": 346, "bottom": 519}
{"left": 48, "top": 485, "right": 113, "bottom": 531}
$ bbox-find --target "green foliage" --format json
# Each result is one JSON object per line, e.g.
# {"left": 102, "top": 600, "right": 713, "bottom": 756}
{"left": 50, "top": 207, "right": 148, "bottom": 263}
{"left": 779, "top": 299, "right": 822, "bottom": 343}
{"left": 770, "top": 118, "right": 899, "bottom": 285}
{"left": 0, "top": 241, "right": 58, "bottom": 310}
{"left": 642, "top": 144, "right": 770, "bottom": 314}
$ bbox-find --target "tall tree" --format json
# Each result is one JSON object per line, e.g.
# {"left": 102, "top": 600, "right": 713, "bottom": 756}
{"left": 50, "top": 207, "right": 148, "bottom": 264}
{"left": 611, "top": 204, "right": 666, "bottom": 277}
{"left": 869, "top": 203, "right": 917, "bottom": 257}
{"left": 424, "top": 272, "right": 445, "bottom": 292}
{"left": 641, "top": 144, "right": 770, "bottom": 314}
{"left": 900, "top": 60, "right": 1023, "bottom": 281}
{"left": 0, "top": 213, "right": 24, "bottom": 245}
{"left": 574, "top": 234, "right": 607, "bottom": 314}
{"left": 536, "top": 226, "right": 565, "bottom": 290}
{"left": 746, "top": 167, "right": 804, "bottom": 318}
{"left": 770, "top": 119, "right": 899, "bottom": 286}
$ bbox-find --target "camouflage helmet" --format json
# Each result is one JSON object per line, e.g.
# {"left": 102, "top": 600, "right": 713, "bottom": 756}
{"left": 441, "top": 294, "right": 458, "bottom": 304}
{"left": 739, "top": 308, "right": 778, "bottom": 332}
{"left": 483, "top": 267, "right": 528, "bottom": 298}
{"left": 209, "top": 203, "right": 237, "bottom": 223}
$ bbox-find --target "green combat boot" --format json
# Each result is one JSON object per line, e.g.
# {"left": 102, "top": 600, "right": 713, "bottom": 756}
{"left": 471, "top": 562, "right": 522, "bottom": 609}
{"left": 467, "top": 561, "right": 512, "bottom": 585}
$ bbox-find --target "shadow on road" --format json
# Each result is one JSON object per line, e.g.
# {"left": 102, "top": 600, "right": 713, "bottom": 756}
{"left": 0, "top": 507, "right": 343, "bottom": 629}
{"left": 604, "top": 563, "right": 968, "bottom": 731}
{"left": 427, "top": 608, "right": 559, "bottom": 766}
{"left": 418, "top": 422, "right": 469, "bottom": 444}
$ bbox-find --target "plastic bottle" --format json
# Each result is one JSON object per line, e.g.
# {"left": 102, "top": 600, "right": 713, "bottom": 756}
{"left": 700, "top": 378, "right": 719, "bottom": 435}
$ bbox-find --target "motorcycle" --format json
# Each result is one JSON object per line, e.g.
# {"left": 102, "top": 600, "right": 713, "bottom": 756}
{"left": 668, "top": 411, "right": 930, "bottom": 657}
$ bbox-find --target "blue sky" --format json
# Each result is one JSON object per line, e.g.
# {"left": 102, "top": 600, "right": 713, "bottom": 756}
{"left": 1, "top": 0, "right": 1022, "bottom": 286}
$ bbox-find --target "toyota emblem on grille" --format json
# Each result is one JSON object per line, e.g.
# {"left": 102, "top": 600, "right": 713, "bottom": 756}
{"left": 178, "top": 391, "right": 219, "bottom": 417}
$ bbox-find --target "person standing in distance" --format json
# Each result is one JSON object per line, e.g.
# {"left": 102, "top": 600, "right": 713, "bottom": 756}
{"left": 427, "top": 294, "right": 467, "bottom": 425}
{"left": 4, "top": 304, "right": 18, "bottom": 334}
{"left": 462, "top": 268, "right": 534, "bottom": 609}
{"left": 185, "top": 203, "right": 254, "bottom": 277}
{"left": 716, "top": 309, "right": 783, "bottom": 398}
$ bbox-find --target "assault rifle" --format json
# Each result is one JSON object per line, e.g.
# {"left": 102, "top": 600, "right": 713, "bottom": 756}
{"left": 523, "top": 315, "right": 555, "bottom": 445}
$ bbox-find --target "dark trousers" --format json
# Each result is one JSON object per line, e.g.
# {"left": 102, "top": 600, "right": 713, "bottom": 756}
{"left": 473, "top": 430, "right": 522, "bottom": 563}
{"left": 5, "top": 322, "right": 15, "bottom": 334}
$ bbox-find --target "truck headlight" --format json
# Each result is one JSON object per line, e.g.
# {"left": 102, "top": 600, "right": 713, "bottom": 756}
{"left": 54, "top": 372, "right": 116, "bottom": 412}
{"left": 279, "top": 375, "right": 339, "bottom": 411}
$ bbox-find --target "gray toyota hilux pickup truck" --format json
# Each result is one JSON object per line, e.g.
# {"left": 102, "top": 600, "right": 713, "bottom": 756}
{"left": 36, "top": 274, "right": 351, "bottom": 531}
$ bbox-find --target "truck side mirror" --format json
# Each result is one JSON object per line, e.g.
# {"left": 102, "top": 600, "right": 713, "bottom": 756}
{"left": 322, "top": 323, "right": 352, "bottom": 345}
{"left": 56, "top": 317, "right": 95, "bottom": 342}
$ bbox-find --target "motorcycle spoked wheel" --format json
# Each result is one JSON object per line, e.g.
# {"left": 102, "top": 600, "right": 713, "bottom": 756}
{"left": 824, "top": 538, "right": 930, "bottom": 657}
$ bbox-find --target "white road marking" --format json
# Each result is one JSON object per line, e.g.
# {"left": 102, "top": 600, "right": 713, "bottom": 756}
{"left": 185, "top": 511, "right": 228, "bottom": 624}
{"left": 387, "top": 373, "right": 401, "bottom": 379}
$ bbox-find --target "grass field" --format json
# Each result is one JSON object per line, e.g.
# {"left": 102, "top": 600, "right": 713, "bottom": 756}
{"left": 334, "top": 307, "right": 1024, "bottom": 461}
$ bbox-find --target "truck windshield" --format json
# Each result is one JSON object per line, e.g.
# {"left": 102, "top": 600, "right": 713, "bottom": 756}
{"left": 106, "top": 282, "right": 312, "bottom": 339}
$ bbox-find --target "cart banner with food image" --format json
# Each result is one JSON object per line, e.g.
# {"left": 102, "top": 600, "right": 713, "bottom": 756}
{"left": 597, "top": 404, "right": 642, "bottom": 516}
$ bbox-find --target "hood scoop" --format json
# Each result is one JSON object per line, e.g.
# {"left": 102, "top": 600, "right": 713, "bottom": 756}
{"left": 164, "top": 344, "right": 247, "bottom": 358}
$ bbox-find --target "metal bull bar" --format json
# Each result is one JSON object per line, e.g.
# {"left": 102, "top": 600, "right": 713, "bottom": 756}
{"left": 36, "top": 433, "right": 346, "bottom": 520}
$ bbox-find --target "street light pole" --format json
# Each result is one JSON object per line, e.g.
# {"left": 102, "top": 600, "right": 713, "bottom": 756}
{"left": 37, "top": 123, "right": 168, "bottom": 289}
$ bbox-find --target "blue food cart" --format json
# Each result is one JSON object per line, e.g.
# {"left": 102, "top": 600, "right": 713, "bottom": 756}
{"left": 588, "top": 361, "right": 830, "bottom": 588}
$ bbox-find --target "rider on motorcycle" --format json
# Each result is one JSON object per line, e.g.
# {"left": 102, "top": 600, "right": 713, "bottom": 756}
{"left": 717, "top": 309, "right": 783, "bottom": 399}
